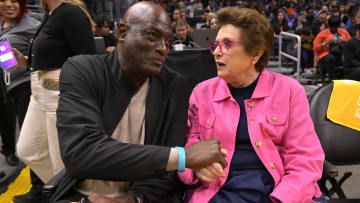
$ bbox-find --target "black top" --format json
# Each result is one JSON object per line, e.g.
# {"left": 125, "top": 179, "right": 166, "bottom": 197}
{"left": 171, "top": 35, "right": 194, "bottom": 49}
{"left": 227, "top": 76, "right": 265, "bottom": 170}
{"left": 343, "top": 37, "right": 360, "bottom": 68}
{"left": 103, "top": 33, "right": 118, "bottom": 48}
{"left": 209, "top": 76, "right": 274, "bottom": 203}
{"left": 30, "top": 3, "right": 95, "bottom": 71}
{"left": 53, "top": 51, "right": 187, "bottom": 202}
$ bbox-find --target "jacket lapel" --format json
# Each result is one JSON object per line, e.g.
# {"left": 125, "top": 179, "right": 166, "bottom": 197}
{"left": 144, "top": 68, "right": 170, "bottom": 144}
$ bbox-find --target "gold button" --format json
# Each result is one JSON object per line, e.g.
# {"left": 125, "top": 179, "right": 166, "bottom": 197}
{"left": 255, "top": 140, "right": 262, "bottom": 148}
{"left": 247, "top": 101, "right": 254, "bottom": 108}
{"left": 249, "top": 119, "right": 254, "bottom": 125}
{"left": 271, "top": 116, "right": 277, "bottom": 122}
{"left": 207, "top": 119, "right": 211, "bottom": 125}
{"left": 270, "top": 163, "right": 275, "bottom": 169}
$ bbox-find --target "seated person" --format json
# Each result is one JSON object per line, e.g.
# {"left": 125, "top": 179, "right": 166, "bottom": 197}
{"left": 347, "top": 8, "right": 360, "bottom": 37}
{"left": 171, "top": 19, "right": 195, "bottom": 50}
{"left": 343, "top": 34, "right": 360, "bottom": 81}
{"left": 300, "top": 27, "right": 315, "bottom": 71}
{"left": 52, "top": 2, "right": 226, "bottom": 203}
{"left": 178, "top": 8, "right": 327, "bottom": 203}
{"left": 313, "top": 15, "right": 351, "bottom": 81}
{"left": 94, "top": 16, "right": 118, "bottom": 53}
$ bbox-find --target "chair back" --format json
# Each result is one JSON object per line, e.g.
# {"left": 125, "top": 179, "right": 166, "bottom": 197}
{"left": 308, "top": 83, "right": 360, "bottom": 165}
{"left": 165, "top": 48, "right": 217, "bottom": 99}
{"left": 191, "top": 29, "right": 218, "bottom": 49}
{"left": 94, "top": 37, "right": 106, "bottom": 54}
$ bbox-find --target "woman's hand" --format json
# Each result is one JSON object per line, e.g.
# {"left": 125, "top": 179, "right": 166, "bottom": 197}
{"left": 194, "top": 148, "right": 228, "bottom": 183}
{"left": 12, "top": 48, "right": 27, "bottom": 68}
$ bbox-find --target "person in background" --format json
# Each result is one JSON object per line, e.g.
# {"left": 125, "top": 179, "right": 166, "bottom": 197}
{"left": 299, "top": 27, "right": 316, "bottom": 72}
{"left": 0, "top": 0, "right": 39, "bottom": 167}
{"left": 343, "top": 30, "right": 360, "bottom": 80}
{"left": 171, "top": 19, "right": 194, "bottom": 49}
{"left": 209, "top": 15, "right": 218, "bottom": 29}
{"left": 347, "top": 7, "right": 360, "bottom": 37}
{"left": 312, "top": 9, "right": 328, "bottom": 35}
{"left": 12, "top": 0, "right": 96, "bottom": 202}
{"left": 94, "top": 15, "right": 117, "bottom": 53}
{"left": 179, "top": 7, "right": 326, "bottom": 203}
{"left": 51, "top": 2, "right": 227, "bottom": 202}
{"left": 201, "top": 12, "right": 216, "bottom": 29}
{"left": 294, "top": 11, "right": 309, "bottom": 32}
{"left": 313, "top": 15, "right": 351, "bottom": 82}
{"left": 306, "top": 6, "right": 315, "bottom": 25}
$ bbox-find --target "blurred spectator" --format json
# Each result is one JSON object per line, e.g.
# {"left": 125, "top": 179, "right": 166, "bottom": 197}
{"left": 347, "top": 7, "right": 360, "bottom": 37}
{"left": 172, "top": 7, "right": 181, "bottom": 22}
{"left": 306, "top": 6, "right": 315, "bottom": 25}
{"left": 171, "top": 19, "right": 194, "bottom": 49}
{"left": 201, "top": 12, "right": 216, "bottom": 29}
{"left": 94, "top": 16, "right": 117, "bottom": 53}
{"left": 272, "top": 9, "right": 290, "bottom": 37}
{"left": 209, "top": 15, "right": 218, "bottom": 29}
{"left": 312, "top": 9, "right": 328, "bottom": 35}
{"left": 300, "top": 27, "right": 316, "bottom": 71}
{"left": 345, "top": 5, "right": 359, "bottom": 29}
{"left": 343, "top": 34, "right": 360, "bottom": 80}
{"left": 295, "top": 11, "right": 310, "bottom": 32}
{"left": 0, "top": 0, "right": 39, "bottom": 167}
{"left": 207, "top": 0, "right": 219, "bottom": 12}
{"left": 286, "top": 1, "right": 296, "bottom": 16}
{"left": 313, "top": 15, "right": 351, "bottom": 81}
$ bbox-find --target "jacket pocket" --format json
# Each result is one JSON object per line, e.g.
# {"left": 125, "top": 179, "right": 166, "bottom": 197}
{"left": 198, "top": 114, "right": 216, "bottom": 140}
{"left": 199, "top": 114, "right": 216, "bottom": 129}
{"left": 261, "top": 112, "right": 288, "bottom": 144}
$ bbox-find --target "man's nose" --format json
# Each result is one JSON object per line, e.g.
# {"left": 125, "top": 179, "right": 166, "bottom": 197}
{"left": 156, "top": 39, "right": 167, "bottom": 55}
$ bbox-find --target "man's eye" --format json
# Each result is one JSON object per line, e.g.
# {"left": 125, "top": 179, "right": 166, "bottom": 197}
{"left": 147, "top": 32, "right": 158, "bottom": 41}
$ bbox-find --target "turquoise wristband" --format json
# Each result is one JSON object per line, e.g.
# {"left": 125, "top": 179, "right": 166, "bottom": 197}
{"left": 177, "top": 147, "right": 186, "bottom": 172}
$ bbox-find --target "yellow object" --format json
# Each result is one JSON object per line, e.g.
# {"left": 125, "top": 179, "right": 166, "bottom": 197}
{"left": 0, "top": 166, "right": 31, "bottom": 203}
{"left": 327, "top": 80, "right": 360, "bottom": 131}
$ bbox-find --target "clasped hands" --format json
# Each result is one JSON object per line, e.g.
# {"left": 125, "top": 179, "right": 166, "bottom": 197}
{"left": 71, "top": 138, "right": 228, "bottom": 203}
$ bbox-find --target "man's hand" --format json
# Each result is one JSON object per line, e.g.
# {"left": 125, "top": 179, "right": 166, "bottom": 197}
{"left": 71, "top": 193, "right": 136, "bottom": 203}
{"left": 185, "top": 138, "right": 227, "bottom": 170}
{"left": 12, "top": 48, "right": 27, "bottom": 68}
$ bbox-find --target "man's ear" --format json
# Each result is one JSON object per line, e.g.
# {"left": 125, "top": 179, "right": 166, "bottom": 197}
{"left": 117, "top": 22, "right": 128, "bottom": 43}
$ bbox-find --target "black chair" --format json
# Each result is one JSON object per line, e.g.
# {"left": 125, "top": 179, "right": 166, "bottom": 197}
{"left": 308, "top": 83, "right": 360, "bottom": 202}
{"left": 94, "top": 37, "right": 106, "bottom": 54}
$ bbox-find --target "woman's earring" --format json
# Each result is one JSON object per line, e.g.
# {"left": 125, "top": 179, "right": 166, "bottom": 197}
{"left": 252, "top": 61, "right": 256, "bottom": 64}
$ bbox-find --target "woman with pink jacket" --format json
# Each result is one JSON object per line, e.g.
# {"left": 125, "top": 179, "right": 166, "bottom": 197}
{"left": 178, "top": 7, "right": 327, "bottom": 203}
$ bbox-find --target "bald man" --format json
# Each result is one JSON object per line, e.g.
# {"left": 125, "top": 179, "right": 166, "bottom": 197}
{"left": 52, "top": 2, "right": 226, "bottom": 203}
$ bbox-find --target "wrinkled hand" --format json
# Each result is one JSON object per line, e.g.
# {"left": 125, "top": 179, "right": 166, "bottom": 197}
{"left": 185, "top": 138, "right": 227, "bottom": 170}
{"left": 195, "top": 161, "right": 227, "bottom": 183}
{"left": 12, "top": 48, "right": 27, "bottom": 68}
{"left": 71, "top": 193, "right": 136, "bottom": 203}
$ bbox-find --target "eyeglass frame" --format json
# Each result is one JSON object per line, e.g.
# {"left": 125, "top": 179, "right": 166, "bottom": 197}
{"left": 209, "top": 39, "right": 242, "bottom": 55}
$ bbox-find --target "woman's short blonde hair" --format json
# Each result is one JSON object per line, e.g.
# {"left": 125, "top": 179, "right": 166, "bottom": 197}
{"left": 41, "top": 0, "right": 95, "bottom": 31}
{"left": 206, "top": 12, "right": 217, "bottom": 25}
{"left": 217, "top": 7, "right": 274, "bottom": 72}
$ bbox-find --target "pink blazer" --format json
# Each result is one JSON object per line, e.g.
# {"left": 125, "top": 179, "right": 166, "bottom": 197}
{"left": 178, "top": 69, "right": 324, "bottom": 203}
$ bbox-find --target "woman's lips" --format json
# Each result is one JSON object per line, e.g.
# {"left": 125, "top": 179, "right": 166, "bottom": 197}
{"left": 216, "top": 62, "right": 226, "bottom": 70}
